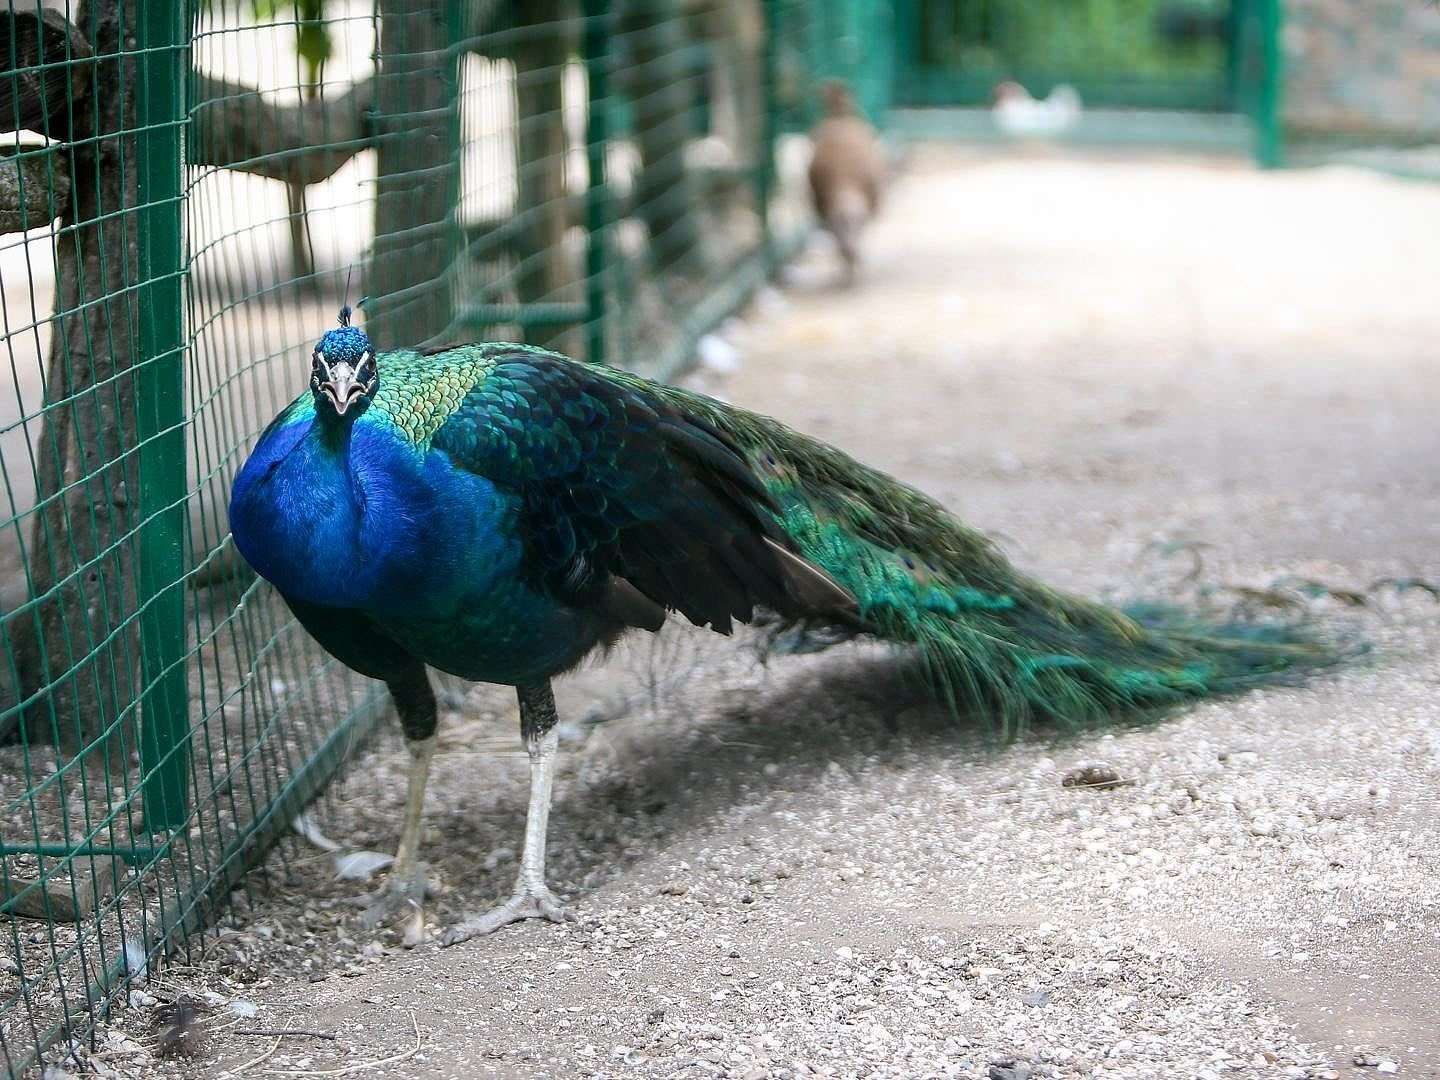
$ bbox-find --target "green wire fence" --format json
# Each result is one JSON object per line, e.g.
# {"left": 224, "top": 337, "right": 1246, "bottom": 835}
{"left": 0, "top": 1, "right": 875, "bottom": 1072}
{"left": 887, "top": 0, "right": 1438, "bottom": 176}
{"left": 889, "top": 0, "right": 1285, "bottom": 166}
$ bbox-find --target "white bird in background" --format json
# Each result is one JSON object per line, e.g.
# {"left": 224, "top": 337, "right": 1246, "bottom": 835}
{"left": 992, "top": 81, "right": 1083, "bottom": 139}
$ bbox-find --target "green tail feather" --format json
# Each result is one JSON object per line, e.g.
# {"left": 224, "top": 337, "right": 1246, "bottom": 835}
{"left": 773, "top": 487, "right": 1342, "bottom": 733}
{"left": 612, "top": 370, "right": 1349, "bottom": 733}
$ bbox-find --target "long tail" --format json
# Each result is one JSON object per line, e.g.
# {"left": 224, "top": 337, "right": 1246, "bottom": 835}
{"left": 628, "top": 375, "right": 1346, "bottom": 732}
{"left": 775, "top": 487, "right": 1339, "bottom": 732}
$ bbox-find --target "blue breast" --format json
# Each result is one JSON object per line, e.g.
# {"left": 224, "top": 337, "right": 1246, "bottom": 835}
{"left": 230, "top": 407, "right": 363, "bottom": 604}
{"left": 229, "top": 402, "right": 603, "bottom": 685}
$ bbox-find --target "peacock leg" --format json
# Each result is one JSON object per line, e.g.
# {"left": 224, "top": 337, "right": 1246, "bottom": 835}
{"left": 440, "top": 680, "right": 573, "bottom": 946}
{"left": 358, "top": 669, "right": 437, "bottom": 947}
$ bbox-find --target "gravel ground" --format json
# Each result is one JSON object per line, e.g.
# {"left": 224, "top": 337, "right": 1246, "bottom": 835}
{"left": 44, "top": 145, "right": 1440, "bottom": 1079}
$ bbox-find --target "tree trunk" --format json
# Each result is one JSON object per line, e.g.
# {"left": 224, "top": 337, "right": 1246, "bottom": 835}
{"left": 286, "top": 68, "right": 323, "bottom": 291}
{"left": 0, "top": 155, "right": 71, "bottom": 233}
{"left": 512, "top": 12, "right": 578, "bottom": 353}
{"left": 367, "top": 0, "right": 459, "bottom": 350}
{"left": 5, "top": 0, "right": 142, "bottom": 746}
{"left": 618, "top": 0, "right": 699, "bottom": 275}
{"left": 189, "top": 70, "right": 373, "bottom": 185}
{"left": 708, "top": 0, "right": 763, "bottom": 170}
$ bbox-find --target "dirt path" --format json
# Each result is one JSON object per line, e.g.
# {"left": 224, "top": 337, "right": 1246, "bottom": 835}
{"left": 91, "top": 145, "right": 1440, "bottom": 1079}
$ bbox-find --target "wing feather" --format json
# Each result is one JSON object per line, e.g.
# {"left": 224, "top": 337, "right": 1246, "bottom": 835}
{"left": 429, "top": 349, "right": 855, "bottom": 632}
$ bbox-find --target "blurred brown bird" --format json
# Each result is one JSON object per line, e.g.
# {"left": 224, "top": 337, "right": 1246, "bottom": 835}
{"left": 807, "top": 81, "right": 884, "bottom": 286}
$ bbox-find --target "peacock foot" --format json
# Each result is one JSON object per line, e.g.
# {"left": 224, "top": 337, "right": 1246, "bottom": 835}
{"left": 438, "top": 882, "right": 573, "bottom": 947}
{"left": 356, "top": 863, "right": 430, "bottom": 948}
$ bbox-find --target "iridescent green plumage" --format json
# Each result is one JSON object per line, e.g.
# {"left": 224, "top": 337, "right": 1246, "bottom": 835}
{"left": 365, "top": 342, "right": 1338, "bottom": 730}
{"left": 367, "top": 347, "right": 497, "bottom": 446}
{"left": 581, "top": 356, "right": 1338, "bottom": 729}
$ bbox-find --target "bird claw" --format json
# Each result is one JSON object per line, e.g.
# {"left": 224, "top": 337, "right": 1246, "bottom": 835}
{"left": 439, "top": 883, "right": 573, "bottom": 947}
{"left": 356, "top": 863, "right": 430, "bottom": 948}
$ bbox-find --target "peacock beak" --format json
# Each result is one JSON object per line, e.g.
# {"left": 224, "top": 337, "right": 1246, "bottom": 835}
{"left": 319, "top": 362, "right": 367, "bottom": 416}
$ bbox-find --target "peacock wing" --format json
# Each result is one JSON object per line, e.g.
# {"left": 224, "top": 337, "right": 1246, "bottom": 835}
{"left": 429, "top": 350, "right": 853, "bottom": 634}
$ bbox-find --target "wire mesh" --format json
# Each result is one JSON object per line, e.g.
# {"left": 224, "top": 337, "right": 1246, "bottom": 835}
{"left": 0, "top": 0, "right": 860, "bottom": 1072}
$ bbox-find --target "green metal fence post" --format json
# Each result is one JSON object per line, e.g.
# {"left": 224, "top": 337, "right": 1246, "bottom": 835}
{"left": 757, "top": 0, "right": 781, "bottom": 272}
{"left": 583, "top": 0, "right": 611, "bottom": 367}
{"left": 893, "top": 0, "right": 917, "bottom": 106}
{"left": 136, "top": 0, "right": 191, "bottom": 833}
{"left": 1254, "top": 0, "right": 1284, "bottom": 169}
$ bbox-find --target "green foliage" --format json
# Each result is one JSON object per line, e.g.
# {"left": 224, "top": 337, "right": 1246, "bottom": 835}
{"left": 915, "top": 0, "right": 1226, "bottom": 81}
{"left": 295, "top": 0, "right": 333, "bottom": 87}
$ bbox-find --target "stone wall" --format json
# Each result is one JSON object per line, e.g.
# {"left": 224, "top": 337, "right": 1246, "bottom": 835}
{"left": 1283, "top": 0, "right": 1440, "bottom": 136}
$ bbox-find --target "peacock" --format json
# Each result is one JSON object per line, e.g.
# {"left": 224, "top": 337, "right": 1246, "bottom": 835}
{"left": 228, "top": 308, "right": 1338, "bottom": 947}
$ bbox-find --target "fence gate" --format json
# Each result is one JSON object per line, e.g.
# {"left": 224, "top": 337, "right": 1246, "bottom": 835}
{"left": 893, "top": 0, "right": 1283, "bottom": 164}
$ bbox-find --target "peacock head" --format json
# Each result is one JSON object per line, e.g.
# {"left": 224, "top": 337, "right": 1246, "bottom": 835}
{"left": 311, "top": 306, "right": 377, "bottom": 419}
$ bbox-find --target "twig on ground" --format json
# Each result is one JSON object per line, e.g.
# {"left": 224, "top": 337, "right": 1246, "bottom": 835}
{"left": 236, "top": 1028, "right": 337, "bottom": 1041}
{"left": 260, "top": 1010, "right": 420, "bottom": 1077}
{"left": 229, "top": 1033, "right": 284, "bottom": 1076}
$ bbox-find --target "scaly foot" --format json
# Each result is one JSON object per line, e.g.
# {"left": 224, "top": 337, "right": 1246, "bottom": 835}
{"left": 439, "top": 882, "right": 572, "bottom": 947}
{"left": 357, "top": 863, "right": 429, "bottom": 948}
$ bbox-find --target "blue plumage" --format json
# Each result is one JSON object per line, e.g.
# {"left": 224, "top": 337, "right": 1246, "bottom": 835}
{"left": 229, "top": 372, "right": 605, "bottom": 685}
